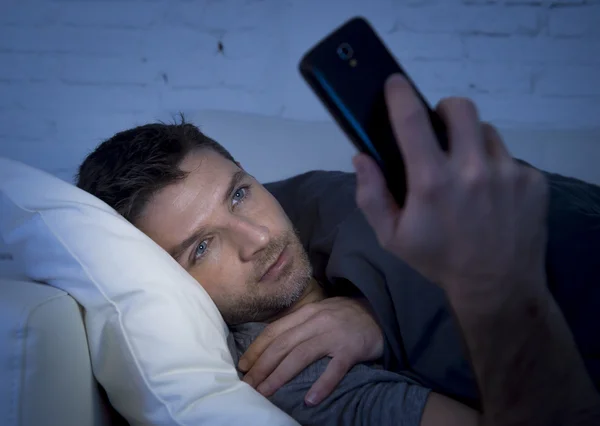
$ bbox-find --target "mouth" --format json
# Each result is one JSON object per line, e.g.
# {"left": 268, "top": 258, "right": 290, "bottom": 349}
{"left": 259, "top": 244, "right": 290, "bottom": 283}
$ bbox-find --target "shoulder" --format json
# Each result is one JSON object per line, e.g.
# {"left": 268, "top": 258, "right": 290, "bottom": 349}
{"left": 264, "top": 171, "right": 359, "bottom": 242}
{"left": 264, "top": 170, "right": 357, "bottom": 209}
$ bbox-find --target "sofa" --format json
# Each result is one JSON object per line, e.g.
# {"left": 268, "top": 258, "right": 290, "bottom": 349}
{"left": 2, "top": 109, "right": 600, "bottom": 426}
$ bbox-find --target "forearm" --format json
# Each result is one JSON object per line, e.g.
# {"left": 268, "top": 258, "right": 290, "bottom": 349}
{"left": 447, "top": 277, "right": 600, "bottom": 426}
{"left": 268, "top": 364, "right": 432, "bottom": 426}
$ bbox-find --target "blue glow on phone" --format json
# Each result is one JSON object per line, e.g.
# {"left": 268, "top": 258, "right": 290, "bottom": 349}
{"left": 313, "top": 69, "right": 384, "bottom": 166}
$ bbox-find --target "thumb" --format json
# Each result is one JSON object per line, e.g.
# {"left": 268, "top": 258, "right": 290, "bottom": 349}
{"left": 353, "top": 154, "right": 400, "bottom": 247}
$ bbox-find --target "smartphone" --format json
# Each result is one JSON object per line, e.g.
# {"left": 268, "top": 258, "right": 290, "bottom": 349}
{"left": 299, "top": 16, "right": 448, "bottom": 207}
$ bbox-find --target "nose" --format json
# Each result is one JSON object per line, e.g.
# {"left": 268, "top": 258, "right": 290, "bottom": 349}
{"left": 230, "top": 217, "right": 270, "bottom": 261}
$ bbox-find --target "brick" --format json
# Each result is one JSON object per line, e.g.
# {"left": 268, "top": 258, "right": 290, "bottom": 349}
{"left": 0, "top": 27, "right": 144, "bottom": 55}
{"left": 466, "top": 93, "right": 600, "bottom": 127}
{"left": 0, "top": 53, "right": 63, "bottom": 82}
{"left": 535, "top": 65, "right": 600, "bottom": 95}
{"left": 0, "top": 111, "right": 159, "bottom": 175}
{"left": 0, "top": 109, "right": 147, "bottom": 148}
{"left": 0, "top": 137, "right": 90, "bottom": 177}
{"left": 159, "top": 86, "right": 278, "bottom": 116}
{"left": 53, "top": 111, "right": 152, "bottom": 146}
{"left": 164, "top": 55, "right": 274, "bottom": 93}
{"left": 60, "top": 56, "right": 159, "bottom": 86}
{"left": 1, "top": 0, "right": 162, "bottom": 30}
{"left": 0, "top": 110, "right": 57, "bottom": 140}
{"left": 224, "top": 56, "right": 275, "bottom": 92}
{"left": 465, "top": 36, "right": 600, "bottom": 64}
{"left": 464, "top": 0, "right": 590, "bottom": 4}
{"left": 0, "top": 1, "right": 61, "bottom": 26}
{"left": 0, "top": 81, "right": 160, "bottom": 113}
{"left": 279, "top": 85, "right": 329, "bottom": 121}
{"left": 548, "top": 5, "right": 600, "bottom": 37}
{"left": 285, "top": 0, "right": 396, "bottom": 57}
{"left": 399, "top": 90, "right": 600, "bottom": 128}
{"left": 150, "top": 26, "right": 283, "bottom": 89}
{"left": 220, "top": 27, "right": 281, "bottom": 61}
{"left": 56, "top": 1, "right": 166, "bottom": 28}
{"left": 164, "top": 0, "right": 287, "bottom": 32}
{"left": 290, "top": 0, "right": 396, "bottom": 32}
{"left": 137, "top": 28, "right": 217, "bottom": 61}
{"left": 393, "top": 4, "right": 539, "bottom": 35}
{"left": 158, "top": 54, "right": 223, "bottom": 89}
{"left": 407, "top": 60, "right": 533, "bottom": 94}
{"left": 385, "top": 32, "right": 465, "bottom": 60}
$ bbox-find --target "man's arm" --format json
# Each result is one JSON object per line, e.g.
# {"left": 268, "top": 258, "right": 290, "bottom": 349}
{"left": 447, "top": 278, "right": 600, "bottom": 426}
{"left": 267, "top": 360, "right": 478, "bottom": 426}
{"left": 231, "top": 322, "right": 479, "bottom": 426}
{"left": 352, "top": 74, "right": 600, "bottom": 426}
{"left": 421, "top": 392, "right": 479, "bottom": 426}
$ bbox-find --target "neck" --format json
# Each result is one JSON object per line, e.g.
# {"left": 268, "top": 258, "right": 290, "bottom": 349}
{"left": 268, "top": 278, "right": 326, "bottom": 323}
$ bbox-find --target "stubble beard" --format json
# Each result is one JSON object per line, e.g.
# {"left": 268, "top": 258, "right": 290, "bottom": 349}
{"left": 222, "top": 229, "right": 313, "bottom": 326}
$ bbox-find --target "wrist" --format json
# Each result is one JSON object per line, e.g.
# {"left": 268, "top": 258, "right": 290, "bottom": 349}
{"left": 446, "top": 276, "right": 598, "bottom": 425}
{"left": 443, "top": 270, "right": 548, "bottom": 318}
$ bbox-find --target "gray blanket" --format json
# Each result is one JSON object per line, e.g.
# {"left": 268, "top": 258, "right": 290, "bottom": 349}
{"left": 229, "top": 322, "right": 430, "bottom": 426}
{"left": 265, "top": 168, "right": 600, "bottom": 408}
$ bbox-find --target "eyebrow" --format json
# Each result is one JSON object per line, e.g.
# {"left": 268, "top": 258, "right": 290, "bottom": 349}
{"left": 223, "top": 170, "right": 248, "bottom": 205}
{"left": 168, "top": 169, "right": 248, "bottom": 263}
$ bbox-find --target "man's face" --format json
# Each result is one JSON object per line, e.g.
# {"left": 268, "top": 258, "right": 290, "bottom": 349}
{"left": 136, "top": 149, "right": 312, "bottom": 325}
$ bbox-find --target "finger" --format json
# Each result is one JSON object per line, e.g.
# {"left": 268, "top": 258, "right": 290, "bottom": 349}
{"left": 353, "top": 153, "right": 400, "bottom": 242}
{"left": 243, "top": 320, "right": 318, "bottom": 388}
{"left": 384, "top": 74, "right": 445, "bottom": 179}
{"left": 304, "top": 356, "right": 352, "bottom": 406}
{"left": 255, "top": 335, "right": 329, "bottom": 398}
{"left": 435, "top": 97, "right": 485, "bottom": 164}
{"left": 238, "top": 303, "right": 318, "bottom": 372}
{"left": 481, "top": 122, "right": 511, "bottom": 161}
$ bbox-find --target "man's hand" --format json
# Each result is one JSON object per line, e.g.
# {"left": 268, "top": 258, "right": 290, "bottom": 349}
{"left": 353, "top": 73, "right": 600, "bottom": 425}
{"left": 353, "top": 74, "right": 548, "bottom": 299}
{"left": 238, "top": 297, "right": 383, "bottom": 406}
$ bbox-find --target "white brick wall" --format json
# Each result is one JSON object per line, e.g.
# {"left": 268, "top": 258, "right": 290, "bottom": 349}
{"left": 0, "top": 0, "right": 599, "bottom": 177}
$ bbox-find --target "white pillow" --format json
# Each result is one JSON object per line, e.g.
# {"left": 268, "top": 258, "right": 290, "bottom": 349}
{"left": 0, "top": 158, "right": 298, "bottom": 426}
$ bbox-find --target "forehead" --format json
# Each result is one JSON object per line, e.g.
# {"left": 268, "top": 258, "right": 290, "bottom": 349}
{"left": 180, "top": 149, "right": 237, "bottom": 182}
{"left": 136, "top": 149, "right": 238, "bottom": 246}
{"left": 157, "top": 149, "right": 236, "bottom": 210}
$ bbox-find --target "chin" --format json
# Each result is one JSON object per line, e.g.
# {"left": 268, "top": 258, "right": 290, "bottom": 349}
{"left": 284, "top": 268, "right": 312, "bottom": 303}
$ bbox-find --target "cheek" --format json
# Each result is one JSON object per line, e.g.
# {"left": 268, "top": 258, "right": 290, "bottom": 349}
{"left": 188, "top": 257, "right": 247, "bottom": 301}
{"left": 253, "top": 192, "right": 292, "bottom": 231}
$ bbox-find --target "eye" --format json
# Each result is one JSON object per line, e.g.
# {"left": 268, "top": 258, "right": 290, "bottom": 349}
{"left": 193, "top": 239, "right": 210, "bottom": 262}
{"left": 232, "top": 185, "right": 250, "bottom": 207}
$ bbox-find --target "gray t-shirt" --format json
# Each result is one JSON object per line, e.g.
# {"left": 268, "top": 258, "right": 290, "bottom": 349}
{"left": 228, "top": 322, "right": 431, "bottom": 426}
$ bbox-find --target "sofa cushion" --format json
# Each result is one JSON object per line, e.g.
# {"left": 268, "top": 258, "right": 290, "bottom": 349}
{"left": 0, "top": 279, "right": 113, "bottom": 426}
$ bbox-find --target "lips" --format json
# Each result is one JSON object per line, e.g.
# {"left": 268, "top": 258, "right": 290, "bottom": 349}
{"left": 259, "top": 245, "right": 289, "bottom": 283}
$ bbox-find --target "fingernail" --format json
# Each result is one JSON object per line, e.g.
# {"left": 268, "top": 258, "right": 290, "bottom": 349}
{"left": 353, "top": 156, "right": 364, "bottom": 175}
{"left": 386, "top": 73, "right": 405, "bottom": 89}
{"left": 305, "top": 392, "right": 319, "bottom": 406}
{"left": 257, "top": 383, "right": 270, "bottom": 396}
{"left": 238, "top": 359, "right": 248, "bottom": 372}
{"left": 353, "top": 157, "right": 368, "bottom": 184}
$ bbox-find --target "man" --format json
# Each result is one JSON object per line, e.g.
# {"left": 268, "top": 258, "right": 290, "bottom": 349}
{"left": 76, "top": 116, "right": 476, "bottom": 425}
{"left": 76, "top": 75, "right": 600, "bottom": 425}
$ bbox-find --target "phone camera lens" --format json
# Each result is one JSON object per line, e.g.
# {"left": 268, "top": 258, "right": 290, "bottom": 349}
{"left": 337, "top": 43, "right": 353, "bottom": 60}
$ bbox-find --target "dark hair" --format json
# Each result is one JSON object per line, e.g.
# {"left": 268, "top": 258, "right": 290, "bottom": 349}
{"left": 76, "top": 115, "right": 235, "bottom": 224}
